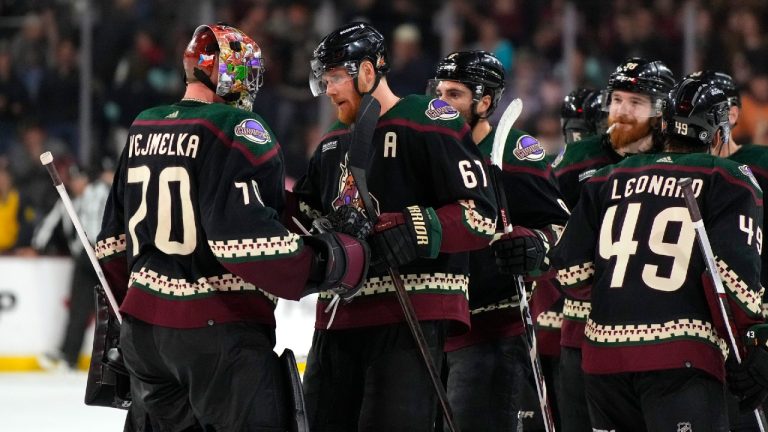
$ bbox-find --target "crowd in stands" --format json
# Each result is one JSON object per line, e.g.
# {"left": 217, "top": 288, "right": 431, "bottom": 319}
{"left": 0, "top": 0, "right": 767, "bottom": 255}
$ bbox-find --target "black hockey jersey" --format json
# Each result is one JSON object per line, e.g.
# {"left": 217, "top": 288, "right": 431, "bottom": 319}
{"left": 293, "top": 94, "right": 497, "bottom": 331}
{"left": 96, "top": 101, "right": 318, "bottom": 328}
{"left": 729, "top": 143, "right": 768, "bottom": 313}
{"left": 551, "top": 152, "right": 765, "bottom": 381}
{"left": 552, "top": 133, "right": 626, "bottom": 348}
{"left": 445, "top": 127, "right": 569, "bottom": 351}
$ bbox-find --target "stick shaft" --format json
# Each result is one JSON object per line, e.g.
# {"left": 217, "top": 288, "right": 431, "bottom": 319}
{"left": 41, "top": 152, "right": 122, "bottom": 324}
{"left": 679, "top": 178, "right": 766, "bottom": 430}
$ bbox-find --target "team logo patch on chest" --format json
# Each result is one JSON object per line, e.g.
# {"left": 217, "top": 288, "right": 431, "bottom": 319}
{"left": 512, "top": 135, "right": 545, "bottom": 161}
{"left": 234, "top": 119, "right": 271, "bottom": 144}
{"left": 425, "top": 98, "right": 459, "bottom": 121}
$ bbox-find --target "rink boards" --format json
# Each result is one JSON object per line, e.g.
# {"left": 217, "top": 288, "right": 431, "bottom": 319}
{"left": 0, "top": 257, "right": 315, "bottom": 371}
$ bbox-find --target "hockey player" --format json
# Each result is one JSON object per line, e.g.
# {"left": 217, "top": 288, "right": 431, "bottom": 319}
{"left": 95, "top": 24, "right": 369, "bottom": 431}
{"left": 560, "top": 88, "right": 606, "bottom": 146}
{"left": 429, "top": 50, "right": 569, "bottom": 431}
{"left": 294, "top": 23, "right": 498, "bottom": 431}
{"left": 688, "top": 69, "right": 768, "bottom": 430}
{"left": 551, "top": 57, "right": 675, "bottom": 432}
{"left": 551, "top": 77, "right": 765, "bottom": 431}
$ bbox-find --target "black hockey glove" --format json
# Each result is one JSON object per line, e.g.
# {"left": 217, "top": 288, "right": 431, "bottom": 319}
{"left": 491, "top": 226, "right": 549, "bottom": 275}
{"left": 326, "top": 205, "right": 373, "bottom": 240}
{"left": 727, "top": 324, "right": 768, "bottom": 411}
{"left": 303, "top": 224, "right": 370, "bottom": 301}
{"left": 369, "top": 206, "right": 442, "bottom": 274}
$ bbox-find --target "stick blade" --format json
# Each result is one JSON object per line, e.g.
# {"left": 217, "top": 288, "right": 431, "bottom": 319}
{"left": 490, "top": 98, "right": 523, "bottom": 169}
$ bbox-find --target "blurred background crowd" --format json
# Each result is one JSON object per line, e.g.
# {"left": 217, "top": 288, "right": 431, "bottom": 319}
{"left": 0, "top": 0, "right": 767, "bottom": 257}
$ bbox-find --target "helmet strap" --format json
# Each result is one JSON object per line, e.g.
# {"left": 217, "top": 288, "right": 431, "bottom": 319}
{"left": 194, "top": 67, "right": 218, "bottom": 96}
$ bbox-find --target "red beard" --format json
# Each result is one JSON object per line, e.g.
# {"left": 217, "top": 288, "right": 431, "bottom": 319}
{"left": 608, "top": 114, "right": 653, "bottom": 150}
{"left": 336, "top": 93, "right": 361, "bottom": 125}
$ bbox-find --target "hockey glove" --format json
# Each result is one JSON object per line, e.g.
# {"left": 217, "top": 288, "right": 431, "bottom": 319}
{"left": 304, "top": 228, "right": 370, "bottom": 301}
{"left": 369, "top": 206, "right": 442, "bottom": 274}
{"left": 491, "top": 226, "right": 549, "bottom": 275}
{"left": 326, "top": 205, "right": 373, "bottom": 239}
{"left": 727, "top": 324, "right": 768, "bottom": 411}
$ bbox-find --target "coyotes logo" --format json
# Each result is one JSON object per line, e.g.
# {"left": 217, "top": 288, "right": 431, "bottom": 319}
{"left": 332, "top": 153, "right": 380, "bottom": 214}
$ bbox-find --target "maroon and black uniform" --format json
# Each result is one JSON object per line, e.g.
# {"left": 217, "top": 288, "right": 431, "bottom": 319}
{"left": 551, "top": 152, "right": 764, "bottom": 430}
{"left": 443, "top": 127, "right": 568, "bottom": 431}
{"left": 96, "top": 101, "right": 314, "bottom": 430}
{"left": 293, "top": 94, "right": 497, "bottom": 431}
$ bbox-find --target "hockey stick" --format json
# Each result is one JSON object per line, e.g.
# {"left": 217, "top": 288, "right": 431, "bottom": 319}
{"left": 491, "top": 98, "right": 556, "bottom": 432}
{"left": 678, "top": 177, "right": 767, "bottom": 432}
{"left": 347, "top": 93, "right": 459, "bottom": 432}
{"left": 40, "top": 151, "right": 122, "bottom": 324}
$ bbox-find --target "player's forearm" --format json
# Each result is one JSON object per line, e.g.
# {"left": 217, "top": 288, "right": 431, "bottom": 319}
{"left": 435, "top": 201, "right": 496, "bottom": 253}
{"left": 220, "top": 248, "right": 315, "bottom": 301}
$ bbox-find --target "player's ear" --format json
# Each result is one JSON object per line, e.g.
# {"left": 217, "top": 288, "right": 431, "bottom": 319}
{"left": 477, "top": 94, "right": 492, "bottom": 117}
{"left": 359, "top": 60, "right": 376, "bottom": 92}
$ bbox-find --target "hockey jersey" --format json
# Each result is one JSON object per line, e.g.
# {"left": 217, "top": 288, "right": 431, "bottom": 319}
{"left": 728, "top": 143, "right": 768, "bottom": 315}
{"left": 445, "top": 127, "right": 569, "bottom": 352}
{"left": 551, "top": 152, "right": 765, "bottom": 381}
{"left": 553, "top": 133, "right": 625, "bottom": 349}
{"left": 96, "top": 101, "right": 318, "bottom": 329}
{"left": 292, "top": 94, "right": 497, "bottom": 332}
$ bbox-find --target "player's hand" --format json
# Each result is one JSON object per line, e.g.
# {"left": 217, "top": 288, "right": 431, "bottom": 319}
{"left": 304, "top": 226, "right": 370, "bottom": 301}
{"left": 491, "top": 226, "right": 549, "bottom": 275}
{"left": 368, "top": 206, "right": 441, "bottom": 273}
{"left": 728, "top": 324, "right": 768, "bottom": 411}
{"left": 326, "top": 205, "right": 373, "bottom": 239}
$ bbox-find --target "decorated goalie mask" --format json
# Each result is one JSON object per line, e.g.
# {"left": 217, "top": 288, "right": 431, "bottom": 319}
{"left": 183, "top": 24, "right": 264, "bottom": 111}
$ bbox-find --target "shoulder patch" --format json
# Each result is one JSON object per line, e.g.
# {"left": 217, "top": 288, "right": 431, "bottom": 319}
{"left": 424, "top": 98, "right": 460, "bottom": 121}
{"left": 739, "top": 165, "right": 762, "bottom": 191}
{"left": 512, "top": 135, "right": 545, "bottom": 161}
{"left": 234, "top": 118, "right": 271, "bottom": 144}
{"left": 578, "top": 169, "right": 597, "bottom": 182}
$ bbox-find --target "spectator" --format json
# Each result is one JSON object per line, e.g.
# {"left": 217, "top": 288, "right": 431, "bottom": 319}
{"left": 0, "top": 159, "right": 20, "bottom": 253}
{"left": 733, "top": 59, "right": 768, "bottom": 145}
{"left": 0, "top": 40, "right": 29, "bottom": 154}
{"left": 38, "top": 37, "right": 80, "bottom": 155}
{"left": 387, "top": 23, "right": 436, "bottom": 96}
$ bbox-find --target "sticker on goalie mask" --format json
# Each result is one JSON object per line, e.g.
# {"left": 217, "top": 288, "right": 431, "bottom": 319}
{"left": 425, "top": 98, "right": 459, "bottom": 121}
{"left": 234, "top": 119, "right": 271, "bottom": 144}
{"left": 513, "top": 135, "right": 545, "bottom": 161}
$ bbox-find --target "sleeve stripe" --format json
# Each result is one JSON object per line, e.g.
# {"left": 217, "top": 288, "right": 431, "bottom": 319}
{"left": 459, "top": 200, "right": 496, "bottom": 237}
{"left": 208, "top": 233, "right": 302, "bottom": 261}
{"left": 96, "top": 234, "right": 127, "bottom": 259}
{"left": 557, "top": 262, "right": 595, "bottom": 287}
{"left": 715, "top": 257, "right": 764, "bottom": 317}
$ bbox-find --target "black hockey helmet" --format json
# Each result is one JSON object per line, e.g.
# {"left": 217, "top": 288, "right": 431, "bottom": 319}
{"left": 561, "top": 88, "right": 607, "bottom": 143}
{"left": 662, "top": 78, "right": 730, "bottom": 149}
{"left": 604, "top": 57, "right": 676, "bottom": 116}
{"left": 685, "top": 70, "right": 741, "bottom": 108}
{"left": 430, "top": 50, "right": 505, "bottom": 117}
{"left": 309, "top": 22, "right": 389, "bottom": 96}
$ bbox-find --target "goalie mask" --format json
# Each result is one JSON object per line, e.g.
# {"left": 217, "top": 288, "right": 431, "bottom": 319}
{"left": 662, "top": 78, "right": 731, "bottom": 150}
{"left": 183, "top": 24, "right": 264, "bottom": 111}
{"left": 309, "top": 22, "right": 389, "bottom": 97}
{"left": 429, "top": 50, "right": 505, "bottom": 119}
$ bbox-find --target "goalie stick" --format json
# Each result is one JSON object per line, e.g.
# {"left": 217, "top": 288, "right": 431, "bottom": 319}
{"left": 40, "top": 151, "right": 122, "bottom": 324}
{"left": 678, "top": 178, "right": 767, "bottom": 432}
{"left": 347, "top": 93, "right": 459, "bottom": 432}
{"left": 490, "top": 98, "right": 556, "bottom": 432}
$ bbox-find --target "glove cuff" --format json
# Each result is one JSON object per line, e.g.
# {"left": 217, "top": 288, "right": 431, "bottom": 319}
{"left": 403, "top": 205, "right": 442, "bottom": 259}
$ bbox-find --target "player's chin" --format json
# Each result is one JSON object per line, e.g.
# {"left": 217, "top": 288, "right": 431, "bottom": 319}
{"left": 337, "top": 104, "right": 356, "bottom": 124}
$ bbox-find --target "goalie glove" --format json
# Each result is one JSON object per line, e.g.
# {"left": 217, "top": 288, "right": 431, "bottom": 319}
{"left": 491, "top": 226, "right": 549, "bottom": 275}
{"left": 303, "top": 223, "right": 370, "bottom": 301}
{"left": 369, "top": 205, "right": 442, "bottom": 274}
